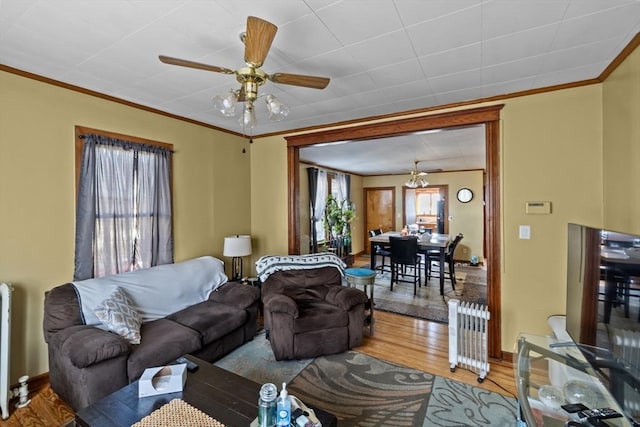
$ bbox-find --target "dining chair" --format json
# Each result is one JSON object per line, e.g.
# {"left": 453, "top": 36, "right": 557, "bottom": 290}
{"left": 369, "top": 229, "right": 391, "bottom": 273}
{"left": 426, "top": 233, "right": 464, "bottom": 290}
{"left": 600, "top": 264, "right": 640, "bottom": 323}
{"left": 389, "top": 235, "right": 422, "bottom": 295}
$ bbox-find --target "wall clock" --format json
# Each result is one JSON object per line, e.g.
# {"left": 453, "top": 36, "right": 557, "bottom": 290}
{"left": 457, "top": 188, "right": 473, "bottom": 203}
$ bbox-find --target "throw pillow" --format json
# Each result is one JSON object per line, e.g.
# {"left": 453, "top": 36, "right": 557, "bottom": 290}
{"left": 94, "top": 287, "right": 142, "bottom": 344}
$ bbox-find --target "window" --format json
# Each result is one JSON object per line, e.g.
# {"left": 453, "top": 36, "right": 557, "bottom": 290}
{"left": 416, "top": 188, "right": 441, "bottom": 216}
{"left": 317, "top": 172, "right": 349, "bottom": 243}
{"left": 308, "top": 168, "right": 351, "bottom": 252}
{"left": 73, "top": 127, "right": 173, "bottom": 280}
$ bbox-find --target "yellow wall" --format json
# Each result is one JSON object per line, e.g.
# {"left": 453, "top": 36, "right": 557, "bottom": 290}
{"left": 249, "top": 136, "right": 289, "bottom": 260}
{"left": 602, "top": 45, "right": 640, "bottom": 233}
{"left": 500, "top": 86, "right": 603, "bottom": 346}
{"left": 350, "top": 174, "right": 364, "bottom": 254}
{"left": 0, "top": 71, "right": 250, "bottom": 382}
{"left": 363, "top": 170, "right": 484, "bottom": 261}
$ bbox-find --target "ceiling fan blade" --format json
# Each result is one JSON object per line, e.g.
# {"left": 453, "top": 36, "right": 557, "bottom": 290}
{"left": 244, "top": 16, "right": 277, "bottom": 68}
{"left": 269, "top": 73, "right": 330, "bottom": 89}
{"left": 159, "top": 55, "right": 235, "bottom": 75}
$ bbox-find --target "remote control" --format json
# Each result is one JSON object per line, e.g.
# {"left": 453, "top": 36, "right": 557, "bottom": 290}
{"left": 578, "top": 408, "right": 622, "bottom": 420}
{"left": 175, "top": 356, "right": 199, "bottom": 372}
{"left": 561, "top": 403, "right": 589, "bottom": 413}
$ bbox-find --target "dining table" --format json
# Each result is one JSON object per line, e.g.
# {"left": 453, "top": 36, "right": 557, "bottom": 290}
{"left": 369, "top": 232, "right": 450, "bottom": 295}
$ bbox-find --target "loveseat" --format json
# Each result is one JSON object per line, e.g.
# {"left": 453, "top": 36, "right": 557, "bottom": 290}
{"left": 43, "top": 256, "right": 259, "bottom": 410}
{"left": 258, "top": 254, "right": 368, "bottom": 360}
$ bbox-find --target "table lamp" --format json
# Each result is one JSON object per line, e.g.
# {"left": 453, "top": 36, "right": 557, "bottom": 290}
{"left": 223, "top": 235, "right": 252, "bottom": 281}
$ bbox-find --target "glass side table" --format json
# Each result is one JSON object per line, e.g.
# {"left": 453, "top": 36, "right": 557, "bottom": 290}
{"left": 515, "top": 334, "right": 634, "bottom": 426}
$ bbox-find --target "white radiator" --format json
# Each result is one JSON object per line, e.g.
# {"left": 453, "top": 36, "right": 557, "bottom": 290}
{"left": 1, "top": 282, "right": 12, "bottom": 420}
{"left": 448, "top": 299, "right": 490, "bottom": 382}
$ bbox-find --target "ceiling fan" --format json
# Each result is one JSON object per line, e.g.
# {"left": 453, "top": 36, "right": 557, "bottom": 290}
{"left": 159, "top": 16, "right": 330, "bottom": 128}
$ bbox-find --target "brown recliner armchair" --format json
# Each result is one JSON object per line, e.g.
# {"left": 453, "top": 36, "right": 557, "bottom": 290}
{"left": 261, "top": 266, "right": 368, "bottom": 360}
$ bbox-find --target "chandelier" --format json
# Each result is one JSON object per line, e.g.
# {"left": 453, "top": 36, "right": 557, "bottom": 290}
{"left": 213, "top": 89, "right": 289, "bottom": 130}
{"left": 405, "top": 160, "right": 429, "bottom": 188}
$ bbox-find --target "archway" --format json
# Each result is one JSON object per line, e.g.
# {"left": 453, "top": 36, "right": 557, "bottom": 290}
{"left": 286, "top": 104, "right": 504, "bottom": 358}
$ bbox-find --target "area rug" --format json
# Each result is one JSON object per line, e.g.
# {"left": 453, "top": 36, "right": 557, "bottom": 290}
{"left": 372, "top": 264, "right": 487, "bottom": 323}
{"left": 214, "top": 332, "right": 517, "bottom": 427}
{"left": 214, "top": 330, "right": 313, "bottom": 385}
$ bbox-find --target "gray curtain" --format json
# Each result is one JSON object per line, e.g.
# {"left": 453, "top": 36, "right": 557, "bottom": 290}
{"left": 307, "top": 167, "right": 319, "bottom": 253}
{"left": 336, "top": 173, "right": 352, "bottom": 253}
{"left": 306, "top": 168, "right": 328, "bottom": 253}
{"left": 314, "top": 170, "right": 328, "bottom": 245}
{"left": 74, "top": 134, "right": 173, "bottom": 280}
{"left": 344, "top": 174, "right": 352, "bottom": 253}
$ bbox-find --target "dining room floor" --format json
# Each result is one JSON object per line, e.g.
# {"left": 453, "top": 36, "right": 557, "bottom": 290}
{"left": 352, "top": 253, "right": 487, "bottom": 322}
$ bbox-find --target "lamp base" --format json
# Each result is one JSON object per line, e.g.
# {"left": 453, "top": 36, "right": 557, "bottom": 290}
{"left": 230, "top": 257, "right": 243, "bottom": 281}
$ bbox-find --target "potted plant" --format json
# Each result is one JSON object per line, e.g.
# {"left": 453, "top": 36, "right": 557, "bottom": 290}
{"left": 324, "top": 195, "right": 355, "bottom": 256}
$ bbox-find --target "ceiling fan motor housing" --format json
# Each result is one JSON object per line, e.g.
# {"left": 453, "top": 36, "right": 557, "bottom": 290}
{"left": 236, "top": 67, "right": 267, "bottom": 102}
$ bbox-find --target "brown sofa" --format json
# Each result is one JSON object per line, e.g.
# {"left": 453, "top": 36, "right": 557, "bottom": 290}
{"left": 43, "top": 257, "right": 260, "bottom": 410}
{"left": 261, "top": 265, "right": 368, "bottom": 360}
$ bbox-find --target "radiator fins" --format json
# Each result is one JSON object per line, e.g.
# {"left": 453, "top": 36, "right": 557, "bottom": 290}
{"left": 448, "top": 299, "right": 490, "bottom": 382}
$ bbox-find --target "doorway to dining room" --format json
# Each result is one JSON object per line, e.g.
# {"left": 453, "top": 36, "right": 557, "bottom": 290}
{"left": 286, "top": 105, "right": 503, "bottom": 358}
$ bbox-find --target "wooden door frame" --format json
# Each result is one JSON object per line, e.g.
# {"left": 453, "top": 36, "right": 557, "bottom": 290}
{"left": 286, "top": 104, "right": 504, "bottom": 359}
{"left": 363, "top": 186, "right": 396, "bottom": 252}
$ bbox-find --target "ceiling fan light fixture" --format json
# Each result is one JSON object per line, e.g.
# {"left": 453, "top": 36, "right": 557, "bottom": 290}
{"left": 239, "top": 102, "right": 257, "bottom": 129}
{"left": 265, "top": 94, "right": 289, "bottom": 122}
{"left": 213, "top": 90, "right": 238, "bottom": 117}
{"left": 405, "top": 161, "right": 428, "bottom": 188}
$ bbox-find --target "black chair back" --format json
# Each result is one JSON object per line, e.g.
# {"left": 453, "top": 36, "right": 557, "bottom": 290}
{"left": 446, "top": 233, "right": 464, "bottom": 258}
{"left": 389, "top": 236, "right": 419, "bottom": 265}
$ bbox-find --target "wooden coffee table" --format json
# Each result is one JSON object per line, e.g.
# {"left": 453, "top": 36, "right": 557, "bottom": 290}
{"left": 75, "top": 354, "right": 337, "bottom": 427}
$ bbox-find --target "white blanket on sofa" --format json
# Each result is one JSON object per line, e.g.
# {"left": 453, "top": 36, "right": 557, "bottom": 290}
{"left": 255, "top": 252, "right": 346, "bottom": 282}
{"left": 72, "top": 256, "right": 228, "bottom": 326}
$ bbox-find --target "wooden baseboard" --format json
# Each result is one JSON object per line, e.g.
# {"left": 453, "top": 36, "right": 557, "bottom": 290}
{"left": 499, "top": 351, "right": 514, "bottom": 364}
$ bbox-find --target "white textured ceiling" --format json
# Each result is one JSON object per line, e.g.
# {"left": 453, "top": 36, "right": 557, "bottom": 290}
{"left": 300, "top": 124, "right": 486, "bottom": 175}
{"left": 1, "top": 0, "right": 639, "bottom": 175}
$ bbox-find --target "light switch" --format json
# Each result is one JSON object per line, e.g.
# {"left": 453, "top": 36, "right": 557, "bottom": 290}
{"left": 519, "top": 225, "right": 531, "bottom": 239}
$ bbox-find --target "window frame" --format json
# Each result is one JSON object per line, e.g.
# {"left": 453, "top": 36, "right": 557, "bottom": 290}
{"left": 75, "top": 126, "right": 173, "bottom": 194}
{"left": 74, "top": 125, "right": 175, "bottom": 273}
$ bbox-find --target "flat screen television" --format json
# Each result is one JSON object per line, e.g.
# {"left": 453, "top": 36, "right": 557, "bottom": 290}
{"left": 565, "top": 223, "right": 640, "bottom": 421}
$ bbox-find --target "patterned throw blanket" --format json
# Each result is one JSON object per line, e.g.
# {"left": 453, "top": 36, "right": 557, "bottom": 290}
{"left": 255, "top": 253, "right": 346, "bottom": 282}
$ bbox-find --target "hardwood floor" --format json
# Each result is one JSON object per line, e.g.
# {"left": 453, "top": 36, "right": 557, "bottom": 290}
{"left": 0, "top": 384, "right": 74, "bottom": 427}
{"left": 0, "top": 309, "right": 515, "bottom": 427}
{"left": 359, "top": 310, "right": 516, "bottom": 397}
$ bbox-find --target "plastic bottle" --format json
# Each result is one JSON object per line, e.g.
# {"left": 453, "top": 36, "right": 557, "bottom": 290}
{"left": 276, "top": 382, "right": 291, "bottom": 426}
{"left": 258, "top": 382, "right": 277, "bottom": 427}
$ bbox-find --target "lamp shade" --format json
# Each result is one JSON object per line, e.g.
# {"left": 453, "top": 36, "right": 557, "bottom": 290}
{"left": 223, "top": 235, "right": 252, "bottom": 257}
